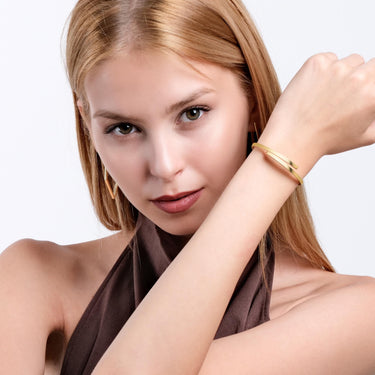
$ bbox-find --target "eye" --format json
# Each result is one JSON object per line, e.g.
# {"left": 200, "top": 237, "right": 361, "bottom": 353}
{"left": 180, "top": 106, "right": 209, "bottom": 123}
{"left": 106, "top": 122, "right": 137, "bottom": 136}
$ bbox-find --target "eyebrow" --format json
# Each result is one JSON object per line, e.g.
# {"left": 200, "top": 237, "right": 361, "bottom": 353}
{"left": 92, "top": 109, "right": 141, "bottom": 123}
{"left": 165, "top": 88, "right": 215, "bottom": 115}
{"left": 92, "top": 87, "right": 215, "bottom": 122}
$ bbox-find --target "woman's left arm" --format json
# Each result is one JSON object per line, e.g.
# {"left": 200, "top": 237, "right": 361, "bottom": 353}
{"left": 92, "top": 146, "right": 300, "bottom": 374}
{"left": 92, "top": 54, "right": 375, "bottom": 374}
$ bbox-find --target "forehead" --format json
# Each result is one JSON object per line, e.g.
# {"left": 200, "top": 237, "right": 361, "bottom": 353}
{"left": 84, "top": 49, "right": 244, "bottom": 115}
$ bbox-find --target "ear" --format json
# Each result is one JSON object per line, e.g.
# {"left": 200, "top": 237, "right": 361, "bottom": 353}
{"left": 76, "top": 98, "right": 85, "bottom": 119}
{"left": 76, "top": 98, "right": 92, "bottom": 132}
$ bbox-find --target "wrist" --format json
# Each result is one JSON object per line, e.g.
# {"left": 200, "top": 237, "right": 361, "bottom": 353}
{"left": 251, "top": 143, "right": 303, "bottom": 185}
{"left": 257, "top": 119, "right": 322, "bottom": 179}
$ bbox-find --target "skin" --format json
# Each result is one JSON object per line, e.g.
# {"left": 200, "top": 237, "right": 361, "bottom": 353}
{"left": 84, "top": 50, "right": 254, "bottom": 235}
{"left": 0, "top": 51, "right": 375, "bottom": 374}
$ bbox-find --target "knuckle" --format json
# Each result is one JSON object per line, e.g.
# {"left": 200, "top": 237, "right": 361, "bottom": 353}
{"left": 324, "top": 52, "right": 339, "bottom": 61}
{"left": 332, "top": 60, "right": 349, "bottom": 76}
{"left": 349, "top": 70, "right": 366, "bottom": 85}
{"left": 305, "top": 53, "right": 334, "bottom": 71}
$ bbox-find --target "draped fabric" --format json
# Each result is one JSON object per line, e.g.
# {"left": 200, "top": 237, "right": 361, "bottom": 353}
{"left": 60, "top": 214, "right": 274, "bottom": 374}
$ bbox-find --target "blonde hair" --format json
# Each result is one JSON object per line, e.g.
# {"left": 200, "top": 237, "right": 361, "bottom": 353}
{"left": 65, "top": 0, "right": 334, "bottom": 272}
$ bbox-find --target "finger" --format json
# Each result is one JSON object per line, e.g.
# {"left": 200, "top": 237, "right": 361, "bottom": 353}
{"left": 321, "top": 52, "right": 338, "bottom": 60}
{"left": 357, "top": 57, "right": 375, "bottom": 80}
{"left": 340, "top": 53, "right": 365, "bottom": 68}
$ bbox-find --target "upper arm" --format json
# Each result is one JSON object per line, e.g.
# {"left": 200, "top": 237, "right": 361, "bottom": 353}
{"left": 200, "top": 278, "right": 375, "bottom": 374}
{"left": 0, "top": 239, "right": 64, "bottom": 374}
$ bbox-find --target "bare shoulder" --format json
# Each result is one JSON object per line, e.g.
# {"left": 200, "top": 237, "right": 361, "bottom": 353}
{"left": 0, "top": 239, "right": 69, "bottom": 373}
{"left": 288, "top": 270, "right": 375, "bottom": 320}
{"left": 0, "top": 230, "right": 133, "bottom": 374}
{"left": 201, "top": 251, "right": 375, "bottom": 374}
{"left": 0, "top": 227, "right": 134, "bottom": 297}
{"left": 270, "top": 272, "right": 375, "bottom": 373}
{"left": 0, "top": 238, "right": 69, "bottom": 308}
{"left": 270, "top": 247, "right": 375, "bottom": 319}
{"left": 0, "top": 237, "right": 84, "bottom": 336}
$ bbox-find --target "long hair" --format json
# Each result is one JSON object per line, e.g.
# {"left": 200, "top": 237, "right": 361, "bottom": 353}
{"left": 65, "top": 0, "right": 334, "bottom": 272}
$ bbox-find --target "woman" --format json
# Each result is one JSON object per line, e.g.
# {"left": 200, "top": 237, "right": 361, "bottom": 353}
{"left": 1, "top": 0, "right": 375, "bottom": 373}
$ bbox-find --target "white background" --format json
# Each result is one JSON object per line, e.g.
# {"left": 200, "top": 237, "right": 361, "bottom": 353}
{"left": 0, "top": 1, "right": 374, "bottom": 276}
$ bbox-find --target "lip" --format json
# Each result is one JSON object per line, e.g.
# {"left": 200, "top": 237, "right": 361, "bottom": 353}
{"left": 151, "top": 189, "right": 203, "bottom": 214}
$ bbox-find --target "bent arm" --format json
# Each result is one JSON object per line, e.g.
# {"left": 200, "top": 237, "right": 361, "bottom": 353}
{"left": 93, "top": 144, "right": 315, "bottom": 374}
{"left": 93, "top": 54, "right": 375, "bottom": 374}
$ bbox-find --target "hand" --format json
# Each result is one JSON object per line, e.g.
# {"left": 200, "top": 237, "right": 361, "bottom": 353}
{"left": 260, "top": 53, "right": 375, "bottom": 173}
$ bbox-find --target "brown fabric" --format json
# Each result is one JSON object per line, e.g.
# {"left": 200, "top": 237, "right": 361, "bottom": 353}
{"left": 60, "top": 214, "right": 274, "bottom": 374}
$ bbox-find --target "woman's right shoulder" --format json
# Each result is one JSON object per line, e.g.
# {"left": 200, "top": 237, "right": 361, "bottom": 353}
{"left": 0, "top": 230, "right": 134, "bottom": 325}
{"left": 1, "top": 228, "right": 135, "bottom": 294}
{"left": 0, "top": 238, "right": 72, "bottom": 301}
{"left": 0, "top": 238, "right": 81, "bottom": 301}
{"left": 1, "top": 237, "right": 71, "bottom": 272}
{"left": 0, "top": 239, "right": 71, "bottom": 373}
{"left": 0, "top": 238, "right": 80, "bottom": 323}
{"left": 0, "top": 231, "right": 133, "bottom": 373}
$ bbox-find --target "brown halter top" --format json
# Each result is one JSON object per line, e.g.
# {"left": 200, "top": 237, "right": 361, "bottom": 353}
{"left": 60, "top": 214, "right": 274, "bottom": 374}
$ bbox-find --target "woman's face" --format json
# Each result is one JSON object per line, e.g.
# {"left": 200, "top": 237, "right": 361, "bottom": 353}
{"left": 83, "top": 50, "right": 253, "bottom": 235}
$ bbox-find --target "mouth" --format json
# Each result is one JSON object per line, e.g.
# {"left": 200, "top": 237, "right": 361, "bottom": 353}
{"left": 151, "top": 189, "right": 203, "bottom": 214}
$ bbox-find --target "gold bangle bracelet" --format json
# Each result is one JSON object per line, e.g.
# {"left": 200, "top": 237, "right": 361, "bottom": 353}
{"left": 251, "top": 142, "right": 303, "bottom": 185}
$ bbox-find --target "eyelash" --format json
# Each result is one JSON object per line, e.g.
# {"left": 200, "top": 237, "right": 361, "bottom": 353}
{"left": 104, "top": 105, "right": 210, "bottom": 136}
{"left": 178, "top": 105, "right": 210, "bottom": 124}
{"left": 105, "top": 122, "right": 137, "bottom": 136}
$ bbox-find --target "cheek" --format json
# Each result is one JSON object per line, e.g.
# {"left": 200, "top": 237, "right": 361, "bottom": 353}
{"left": 196, "top": 116, "right": 249, "bottom": 178}
{"left": 111, "top": 153, "right": 145, "bottom": 195}
{"left": 93, "top": 137, "right": 145, "bottom": 197}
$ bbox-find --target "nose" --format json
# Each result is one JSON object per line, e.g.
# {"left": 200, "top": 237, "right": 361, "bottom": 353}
{"left": 147, "top": 133, "right": 183, "bottom": 181}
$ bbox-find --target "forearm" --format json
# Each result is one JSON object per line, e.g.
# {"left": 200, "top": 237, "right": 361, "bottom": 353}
{"left": 93, "top": 136, "right": 314, "bottom": 374}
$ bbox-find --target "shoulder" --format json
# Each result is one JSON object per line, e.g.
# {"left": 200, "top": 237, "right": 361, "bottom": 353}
{"left": 291, "top": 271, "right": 375, "bottom": 319}
{"left": 271, "top": 247, "right": 375, "bottom": 332}
{"left": 0, "top": 229, "right": 133, "bottom": 332}
{"left": 0, "top": 239, "right": 73, "bottom": 328}
{"left": 0, "top": 238, "right": 67, "bottom": 293}
{"left": 299, "top": 272, "right": 375, "bottom": 320}
{"left": 270, "top": 247, "right": 375, "bottom": 320}
{"left": 272, "top": 247, "right": 375, "bottom": 344}
{"left": 201, "top": 274, "right": 375, "bottom": 374}
{"left": 279, "top": 274, "right": 375, "bottom": 372}
{"left": 0, "top": 231, "right": 133, "bottom": 372}
{"left": 0, "top": 239, "right": 68, "bottom": 372}
{"left": 203, "top": 248, "right": 375, "bottom": 374}
{"left": 279, "top": 273, "right": 375, "bottom": 372}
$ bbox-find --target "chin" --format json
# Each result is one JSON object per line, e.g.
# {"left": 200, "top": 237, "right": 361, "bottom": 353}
{"left": 139, "top": 202, "right": 212, "bottom": 236}
{"left": 151, "top": 210, "right": 209, "bottom": 236}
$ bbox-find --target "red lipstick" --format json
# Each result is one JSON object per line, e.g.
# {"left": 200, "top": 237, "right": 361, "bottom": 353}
{"left": 152, "top": 189, "right": 202, "bottom": 214}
